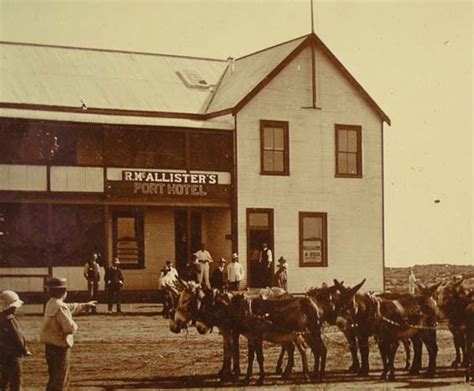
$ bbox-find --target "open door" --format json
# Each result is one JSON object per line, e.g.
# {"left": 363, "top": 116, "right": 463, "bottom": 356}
{"left": 247, "top": 208, "right": 274, "bottom": 288}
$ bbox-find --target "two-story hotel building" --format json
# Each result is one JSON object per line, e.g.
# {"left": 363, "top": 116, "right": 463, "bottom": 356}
{"left": 0, "top": 33, "right": 390, "bottom": 293}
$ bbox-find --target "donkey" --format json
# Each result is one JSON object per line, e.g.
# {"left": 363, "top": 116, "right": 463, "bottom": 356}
{"left": 335, "top": 280, "right": 440, "bottom": 380}
{"left": 465, "top": 302, "right": 474, "bottom": 382}
{"left": 435, "top": 278, "right": 473, "bottom": 368}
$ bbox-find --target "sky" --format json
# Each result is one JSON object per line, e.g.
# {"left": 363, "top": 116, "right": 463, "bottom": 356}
{"left": 0, "top": 0, "right": 472, "bottom": 267}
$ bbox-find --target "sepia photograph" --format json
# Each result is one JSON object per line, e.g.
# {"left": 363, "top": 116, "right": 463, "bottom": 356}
{"left": 0, "top": 0, "right": 472, "bottom": 389}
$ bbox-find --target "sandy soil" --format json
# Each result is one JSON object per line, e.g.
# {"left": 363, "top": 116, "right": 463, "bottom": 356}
{"left": 16, "top": 303, "right": 471, "bottom": 390}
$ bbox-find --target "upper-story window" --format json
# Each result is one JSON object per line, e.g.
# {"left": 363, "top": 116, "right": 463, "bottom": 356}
{"left": 260, "top": 120, "right": 289, "bottom": 175}
{"left": 335, "top": 124, "right": 362, "bottom": 177}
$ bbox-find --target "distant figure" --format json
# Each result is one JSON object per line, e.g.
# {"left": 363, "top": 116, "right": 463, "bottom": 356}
{"left": 259, "top": 242, "right": 273, "bottom": 287}
{"left": 211, "top": 257, "right": 227, "bottom": 291}
{"left": 159, "top": 260, "right": 179, "bottom": 318}
{"left": 194, "top": 243, "right": 213, "bottom": 289}
{"left": 40, "top": 277, "right": 96, "bottom": 391}
{"left": 105, "top": 258, "right": 124, "bottom": 314}
{"left": 227, "top": 253, "right": 244, "bottom": 290}
{"left": 273, "top": 256, "right": 288, "bottom": 292}
{"left": 83, "top": 253, "right": 100, "bottom": 314}
{"left": 408, "top": 268, "right": 417, "bottom": 294}
{"left": 0, "top": 290, "right": 31, "bottom": 391}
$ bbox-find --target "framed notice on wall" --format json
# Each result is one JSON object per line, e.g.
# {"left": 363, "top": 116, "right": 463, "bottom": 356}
{"left": 302, "top": 238, "right": 323, "bottom": 264}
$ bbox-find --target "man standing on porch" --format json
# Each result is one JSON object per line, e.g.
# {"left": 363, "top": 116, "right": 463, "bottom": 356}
{"left": 259, "top": 242, "right": 273, "bottom": 288}
{"left": 194, "top": 243, "right": 213, "bottom": 289}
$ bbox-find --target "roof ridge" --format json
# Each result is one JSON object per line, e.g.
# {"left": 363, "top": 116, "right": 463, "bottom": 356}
{"left": 0, "top": 40, "right": 227, "bottom": 62}
{"left": 236, "top": 33, "right": 311, "bottom": 61}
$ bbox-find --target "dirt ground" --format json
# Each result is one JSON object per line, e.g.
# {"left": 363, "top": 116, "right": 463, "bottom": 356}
{"left": 16, "top": 303, "right": 472, "bottom": 390}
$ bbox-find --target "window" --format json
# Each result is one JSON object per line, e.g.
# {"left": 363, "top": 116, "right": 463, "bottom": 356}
{"left": 112, "top": 210, "right": 144, "bottom": 269}
{"left": 260, "top": 120, "right": 289, "bottom": 175}
{"left": 299, "top": 212, "right": 327, "bottom": 267}
{"left": 335, "top": 124, "right": 362, "bottom": 177}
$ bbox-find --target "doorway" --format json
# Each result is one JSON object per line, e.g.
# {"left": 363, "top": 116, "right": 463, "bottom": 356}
{"left": 174, "top": 209, "right": 202, "bottom": 272}
{"left": 247, "top": 208, "right": 274, "bottom": 288}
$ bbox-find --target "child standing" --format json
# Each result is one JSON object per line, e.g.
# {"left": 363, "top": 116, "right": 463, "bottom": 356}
{"left": 40, "top": 277, "right": 96, "bottom": 390}
{"left": 273, "top": 256, "right": 288, "bottom": 292}
{"left": 0, "top": 290, "right": 31, "bottom": 391}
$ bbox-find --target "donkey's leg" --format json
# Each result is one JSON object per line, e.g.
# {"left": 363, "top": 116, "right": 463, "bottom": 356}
{"left": 358, "top": 333, "right": 370, "bottom": 377}
{"left": 282, "top": 342, "right": 294, "bottom": 378}
{"left": 409, "top": 336, "right": 422, "bottom": 375}
{"left": 255, "top": 340, "right": 265, "bottom": 386}
{"left": 231, "top": 330, "right": 241, "bottom": 379}
{"left": 311, "top": 332, "right": 326, "bottom": 382}
{"left": 421, "top": 330, "right": 438, "bottom": 378}
{"left": 387, "top": 340, "right": 399, "bottom": 381}
{"left": 339, "top": 320, "right": 360, "bottom": 373}
{"left": 219, "top": 333, "right": 233, "bottom": 381}
{"left": 449, "top": 324, "right": 462, "bottom": 368}
{"left": 297, "top": 338, "right": 309, "bottom": 379}
{"left": 378, "top": 339, "right": 389, "bottom": 380}
{"left": 275, "top": 345, "right": 285, "bottom": 375}
{"left": 402, "top": 338, "right": 411, "bottom": 371}
{"left": 243, "top": 340, "right": 255, "bottom": 384}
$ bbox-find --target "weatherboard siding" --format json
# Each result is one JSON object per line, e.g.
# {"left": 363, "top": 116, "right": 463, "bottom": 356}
{"left": 236, "top": 45, "right": 384, "bottom": 292}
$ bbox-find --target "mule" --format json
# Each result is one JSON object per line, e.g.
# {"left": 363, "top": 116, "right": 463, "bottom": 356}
{"left": 335, "top": 280, "right": 440, "bottom": 380}
{"left": 464, "top": 302, "right": 474, "bottom": 382}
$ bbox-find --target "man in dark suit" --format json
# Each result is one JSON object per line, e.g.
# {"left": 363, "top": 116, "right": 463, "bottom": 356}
{"left": 105, "top": 258, "right": 124, "bottom": 314}
{"left": 211, "top": 257, "right": 227, "bottom": 291}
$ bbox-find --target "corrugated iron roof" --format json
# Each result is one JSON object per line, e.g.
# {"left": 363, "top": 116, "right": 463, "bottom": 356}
{"left": 0, "top": 34, "right": 390, "bottom": 124}
{"left": 207, "top": 35, "right": 307, "bottom": 113}
{"left": 0, "top": 42, "right": 226, "bottom": 114}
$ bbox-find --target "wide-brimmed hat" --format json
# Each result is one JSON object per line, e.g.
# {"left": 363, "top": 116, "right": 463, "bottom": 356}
{"left": 232, "top": 253, "right": 239, "bottom": 260}
{"left": 0, "top": 290, "right": 24, "bottom": 311}
{"left": 278, "top": 256, "right": 286, "bottom": 263}
{"left": 219, "top": 257, "right": 227, "bottom": 263}
{"left": 113, "top": 258, "right": 120, "bottom": 264}
{"left": 45, "top": 277, "right": 68, "bottom": 290}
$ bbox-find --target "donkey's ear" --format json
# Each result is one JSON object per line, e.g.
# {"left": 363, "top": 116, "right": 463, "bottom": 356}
{"left": 176, "top": 275, "right": 189, "bottom": 289}
{"left": 427, "top": 281, "right": 442, "bottom": 295}
{"left": 348, "top": 278, "right": 366, "bottom": 297}
{"left": 334, "top": 279, "right": 345, "bottom": 291}
{"left": 453, "top": 278, "right": 465, "bottom": 287}
{"left": 415, "top": 281, "right": 426, "bottom": 290}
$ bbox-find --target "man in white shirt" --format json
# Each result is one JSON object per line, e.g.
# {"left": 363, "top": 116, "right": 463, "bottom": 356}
{"left": 227, "top": 253, "right": 244, "bottom": 290}
{"left": 194, "top": 243, "right": 213, "bottom": 289}
{"left": 259, "top": 242, "right": 273, "bottom": 288}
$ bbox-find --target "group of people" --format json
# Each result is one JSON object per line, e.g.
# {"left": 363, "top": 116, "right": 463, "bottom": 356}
{"left": 83, "top": 253, "right": 124, "bottom": 314}
{"left": 0, "top": 277, "right": 96, "bottom": 390}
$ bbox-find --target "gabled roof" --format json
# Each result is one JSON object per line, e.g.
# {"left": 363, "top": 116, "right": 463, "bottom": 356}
{"left": 0, "top": 34, "right": 390, "bottom": 125}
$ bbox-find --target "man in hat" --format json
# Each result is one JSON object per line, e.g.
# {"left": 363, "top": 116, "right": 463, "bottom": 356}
{"left": 40, "top": 277, "right": 96, "bottom": 391}
{"left": 211, "top": 257, "right": 227, "bottom": 291}
{"left": 105, "top": 258, "right": 124, "bottom": 314}
{"left": 259, "top": 242, "right": 273, "bottom": 288}
{"left": 82, "top": 252, "right": 100, "bottom": 314}
{"left": 159, "top": 260, "right": 180, "bottom": 318}
{"left": 194, "top": 243, "right": 213, "bottom": 289}
{"left": 227, "top": 253, "right": 245, "bottom": 291}
{"left": 273, "top": 256, "right": 288, "bottom": 292}
{"left": 0, "top": 290, "right": 31, "bottom": 391}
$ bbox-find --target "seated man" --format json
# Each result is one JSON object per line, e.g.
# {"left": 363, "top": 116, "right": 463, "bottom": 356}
{"left": 159, "top": 260, "right": 179, "bottom": 318}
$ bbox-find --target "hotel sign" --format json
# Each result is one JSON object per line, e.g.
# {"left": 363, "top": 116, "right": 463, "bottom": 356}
{"left": 105, "top": 169, "right": 230, "bottom": 202}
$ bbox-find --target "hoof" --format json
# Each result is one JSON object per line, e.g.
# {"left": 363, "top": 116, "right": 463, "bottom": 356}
{"left": 282, "top": 370, "right": 292, "bottom": 379}
{"left": 275, "top": 366, "right": 282, "bottom": 375}
{"left": 379, "top": 372, "right": 387, "bottom": 380}
{"left": 242, "top": 376, "right": 251, "bottom": 385}
{"left": 451, "top": 360, "right": 461, "bottom": 368}
{"left": 311, "top": 373, "right": 322, "bottom": 383}
{"left": 423, "top": 371, "right": 435, "bottom": 379}
{"left": 255, "top": 377, "right": 264, "bottom": 386}
{"left": 357, "top": 368, "right": 369, "bottom": 377}
{"left": 409, "top": 368, "right": 420, "bottom": 375}
{"left": 388, "top": 372, "right": 396, "bottom": 382}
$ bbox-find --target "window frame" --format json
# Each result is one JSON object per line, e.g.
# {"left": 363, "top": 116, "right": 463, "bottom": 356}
{"left": 335, "top": 124, "right": 363, "bottom": 178}
{"left": 299, "top": 211, "right": 328, "bottom": 268}
{"left": 112, "top": 209, "right": 145, "bottom": 270}
{"left": 260, "top": 120, "right": 290, "bottom": 176}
